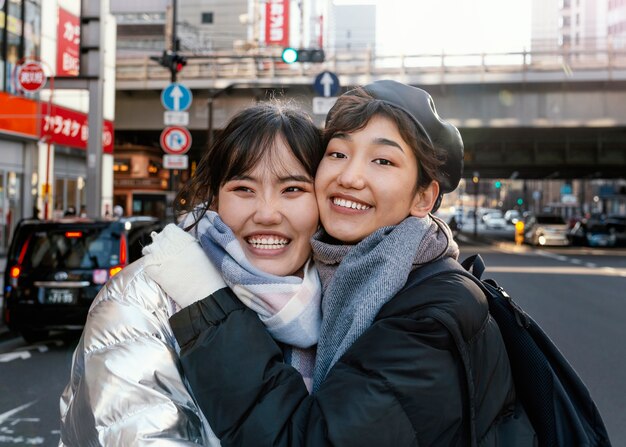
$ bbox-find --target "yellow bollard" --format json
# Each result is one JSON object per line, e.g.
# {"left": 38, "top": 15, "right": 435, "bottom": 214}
{"left": 515, "top": 220, "right": 525, "bottom": 245}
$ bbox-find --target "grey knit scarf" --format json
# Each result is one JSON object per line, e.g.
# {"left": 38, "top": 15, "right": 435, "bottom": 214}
{"left": 311, "top": 214, "right": 459, "bottom": 392}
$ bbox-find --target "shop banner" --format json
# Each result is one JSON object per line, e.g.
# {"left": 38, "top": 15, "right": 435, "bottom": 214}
{"left": 56, "top": 7, "right": 80, "bottom": 76}
{"left": 40, "top": 103, "right": 114, "bottom": 153}
{"left": 0, "top": 92, "right": 39, "bottom": 138}
{"left": 265, "top": 0, "right": 290, "bottom": 47}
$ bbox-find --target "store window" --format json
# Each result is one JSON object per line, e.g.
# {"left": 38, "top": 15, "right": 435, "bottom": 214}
{"left": 0, "top": 170, "right": 23, "bottom": 253}
{"left": 23, "top": 0, "right": 41, "bottom": 60}
{"left": 5, "top": 0, "right": 23, "bottom": 94}
{"left": 53, "top": 176, "right": 83, "bottom": 217}
{"left": 0, "top": 1, "right": 6, "bottom": 91}
{"left": 1, "top": 0, "right": 40, "bottom": 92}
{"left": 113, "top": 158, "right": 131, "bottom": 173}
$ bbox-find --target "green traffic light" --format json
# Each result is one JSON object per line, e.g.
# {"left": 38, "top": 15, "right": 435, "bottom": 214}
{"left": 281, "top": 48, "right": 298, "bottom": 64}
{"left": 495, "top": 181, "right": 502, "bottom": 189}
{"left": 517, "top": 198, "right": 524, "bottom": 206}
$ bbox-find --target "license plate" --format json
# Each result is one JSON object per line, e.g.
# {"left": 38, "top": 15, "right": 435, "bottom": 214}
{"left": 46, "top": 289, "right": 75, "bottom": 304}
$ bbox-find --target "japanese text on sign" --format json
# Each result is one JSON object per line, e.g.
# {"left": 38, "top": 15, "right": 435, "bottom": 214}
{"left": 41, "top": 103, "right": 114, "bottom": 153}
{"left": 265, "top": 0, "right": 290, "bottom": 47}
{"left": 57, "top": 8, "right": 80, "bottom": 76}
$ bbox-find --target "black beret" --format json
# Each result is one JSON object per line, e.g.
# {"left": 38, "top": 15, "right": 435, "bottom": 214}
{"left": 354, "top": 80, "right": 464, "bottom": 195}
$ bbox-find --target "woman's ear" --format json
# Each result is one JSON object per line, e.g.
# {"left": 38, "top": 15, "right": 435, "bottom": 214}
{"left": 409, "top": 181, "right": 440, "bottom": 218}
{"left": 209, "top": 196, "right": 218, "bottom": 212}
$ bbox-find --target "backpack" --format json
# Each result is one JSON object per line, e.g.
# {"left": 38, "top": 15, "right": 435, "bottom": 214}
{"left": 405, "top": 254, "right": 612, "bottom": 447}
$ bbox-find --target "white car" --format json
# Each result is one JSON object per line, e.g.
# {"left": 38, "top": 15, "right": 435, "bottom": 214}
{"left": 482, "top": 212, "right": 508, "bottom": 230}
{"left": 524, "top": 214, "right": 570, "bottom": 246}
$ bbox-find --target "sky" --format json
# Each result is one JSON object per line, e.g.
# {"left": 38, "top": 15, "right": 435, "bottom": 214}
{"left": 333, "top": 0, "right": 532, "bottom": 56}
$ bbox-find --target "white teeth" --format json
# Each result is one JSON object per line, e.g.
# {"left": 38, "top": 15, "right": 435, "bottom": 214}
{"left": 247, "top": 236, "right": 289, "bottom": 249}
{"left": 333, "top": 198, "right": 370, "bottom": 210}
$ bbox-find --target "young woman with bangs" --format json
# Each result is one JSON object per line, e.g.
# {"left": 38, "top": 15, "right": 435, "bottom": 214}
{"left": 60, "top": 101, "right": 325, "bottom": 446}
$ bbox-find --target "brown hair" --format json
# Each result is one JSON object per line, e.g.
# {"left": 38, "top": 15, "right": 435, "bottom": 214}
{"left": 176, "top": 101, "right": 323, "bottom": 228}
{"left": 323, "top": 87, "right": 446, "bottom": 192}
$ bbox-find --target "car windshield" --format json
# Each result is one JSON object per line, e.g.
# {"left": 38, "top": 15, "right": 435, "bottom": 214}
{"left": 21, "top": 227, "right": 121, "bottom": 269}
{"left": 536, "top": 215, "right": 566, "bottom": 225}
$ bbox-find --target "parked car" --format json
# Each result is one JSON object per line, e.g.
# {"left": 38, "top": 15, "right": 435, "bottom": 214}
{"left": 605, "top": 215, "right": 626, "bottom": 246}
{"left": 2, "top": 216, "right": 165, "bottom": 342}
{"left": 504, "top": 209, "right": 521, "bottom": 225}
{"left": 482, "top": 211, "right": 508, "bottom": 230}
{"left": 523, "top": 214, "right": 570, "bottom": 246}
{"left": 568, "top": 221, "right": 617, "bottom": 247}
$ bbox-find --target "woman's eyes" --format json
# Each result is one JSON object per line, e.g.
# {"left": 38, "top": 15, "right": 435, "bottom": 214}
{"left": 232, "top": 186, "right": 253, "bottom": 193}
{"left": 373, "top": 158, "right": 394, "bottom": 166}
{"left": 284, "top": 186, "right": 303, "bottom": 193}
{"left": 328, "top": 152, "right": 394, "bottom": 166}
{"left": 328, "top": 151, "right": 346, "bottom": 159}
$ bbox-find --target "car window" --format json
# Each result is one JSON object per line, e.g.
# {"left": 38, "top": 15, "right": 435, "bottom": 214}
{"left": 22, "top": 228, "right": 120, "bottom": 269}
{"left": 536, "top": 216, "right": 566, "bottom": 225}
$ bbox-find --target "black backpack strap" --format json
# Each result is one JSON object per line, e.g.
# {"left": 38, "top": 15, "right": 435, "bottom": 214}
{"left": 403, "top": 256, "right": 488, "bottom": 447}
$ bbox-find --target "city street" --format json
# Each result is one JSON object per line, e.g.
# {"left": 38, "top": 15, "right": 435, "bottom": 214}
{"left": 1, "top": 237, "right": 626, "bottom": 446}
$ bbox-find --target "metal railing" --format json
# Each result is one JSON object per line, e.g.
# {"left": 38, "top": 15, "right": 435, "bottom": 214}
{"left": 116, "top": 45, "right": 626, "bottom": 84}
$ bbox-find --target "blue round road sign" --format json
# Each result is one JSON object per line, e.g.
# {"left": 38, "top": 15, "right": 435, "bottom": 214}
{"left": 161, "top": 83, "right": 193, "bottom": 111}
{"left": 313, "top": 71, "right": 340, "bottom": 97}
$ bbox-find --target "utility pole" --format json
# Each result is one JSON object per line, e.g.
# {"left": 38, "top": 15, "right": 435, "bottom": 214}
{"left": 82, "top": 0, "right": 105, "bottom": 218}
{"left": 171, "top": 0, "right": 178, "bottom": 83}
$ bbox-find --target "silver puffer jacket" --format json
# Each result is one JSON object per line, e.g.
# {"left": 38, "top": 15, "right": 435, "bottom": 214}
{"left": 59, "top": 226, "right": 222, "bottom": 446}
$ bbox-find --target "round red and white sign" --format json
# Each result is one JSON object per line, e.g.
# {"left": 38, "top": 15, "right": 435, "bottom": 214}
{"left": 17, "top": 61, "right": 47, "bottom": 93}
{"left": 160, "top": 126, "right": 192, "bottom": 155}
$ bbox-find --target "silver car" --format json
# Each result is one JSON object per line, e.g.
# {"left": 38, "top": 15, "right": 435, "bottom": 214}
{"left": 524, "top": 214, "right": 570, "bottom": 246}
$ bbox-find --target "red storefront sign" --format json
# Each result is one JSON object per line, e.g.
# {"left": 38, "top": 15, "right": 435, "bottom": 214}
{"left": 56, "top": 7, "right": 80, "bottom": 76}
{"left": 40, "top": 103, "right": 114, "bottom": 154}
{"left": 0, "top": 92, "right": 39, "bottom": 138}
{"left": 265, "top": 0, "right": 290, "bottom": 47}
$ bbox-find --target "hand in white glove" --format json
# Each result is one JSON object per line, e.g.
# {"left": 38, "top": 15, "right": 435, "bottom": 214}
{"left": 142, "top": 224, "right": 226, "bottom": 309}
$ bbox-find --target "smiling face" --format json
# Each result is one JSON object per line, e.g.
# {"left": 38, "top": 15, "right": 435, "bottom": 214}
{"left": 217, "top": 136, "right": 319, "bottom": 277}
{"left": 315, "top": 115, "right": 438, "bottom": 244}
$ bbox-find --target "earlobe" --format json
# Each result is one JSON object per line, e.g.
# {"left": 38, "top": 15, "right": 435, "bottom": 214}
{"left": 409, "top": 181, "right": 440, "bottom": 218}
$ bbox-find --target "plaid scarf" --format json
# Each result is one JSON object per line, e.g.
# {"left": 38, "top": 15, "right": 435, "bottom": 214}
{"left": 187, "top": 211, "right": 321, "bottom": 391}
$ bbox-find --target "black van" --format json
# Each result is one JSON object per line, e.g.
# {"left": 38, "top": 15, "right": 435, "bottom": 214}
{"left": 2, "top": 216, "right": 164, "bottom": 342}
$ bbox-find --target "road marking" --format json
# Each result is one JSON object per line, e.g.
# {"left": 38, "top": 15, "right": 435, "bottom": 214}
{"left": 486, "top": 266, "right": 626, "bottom": 276}
{"left": 0, "top": 402, "right": 36, "bottom": 425}
{"left": 22, "top": 345, "right": 48, "bottom": 353}
{"left": 0, "top": 351, "right": 31, "bottom": 363}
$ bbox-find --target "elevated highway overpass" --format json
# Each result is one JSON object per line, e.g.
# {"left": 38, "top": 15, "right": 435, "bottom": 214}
{"left": 114, "top": 47, "right": 626, "bottom": 180}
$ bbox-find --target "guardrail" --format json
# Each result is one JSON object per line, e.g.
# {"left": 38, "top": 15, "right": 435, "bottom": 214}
{"left": 116, "top": 47, "right": 626, "bottom": 83}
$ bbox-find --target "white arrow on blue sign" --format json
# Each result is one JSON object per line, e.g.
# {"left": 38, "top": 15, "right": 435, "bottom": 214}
{"left": 161, "top": 83, "right": 193, "bottom": 112}
{"left": 313, "top": 71, "right": 340, "bottom": 97}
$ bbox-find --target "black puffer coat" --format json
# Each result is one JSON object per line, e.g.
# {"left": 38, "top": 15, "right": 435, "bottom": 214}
{"left": 170, "top": 271, "right": 535, "bottom": 447}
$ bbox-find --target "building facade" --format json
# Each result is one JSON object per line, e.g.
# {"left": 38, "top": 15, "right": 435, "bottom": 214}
{"left": 0, "top": 0, "right": 116, "bottom": 254}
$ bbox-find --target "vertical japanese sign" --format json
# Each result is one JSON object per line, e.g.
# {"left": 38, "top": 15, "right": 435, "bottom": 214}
{"left": 265, "top": 0, "right": 290, "bottom": 47}
{"left": 56, "top": 7, "right": 80, "bottom": 76}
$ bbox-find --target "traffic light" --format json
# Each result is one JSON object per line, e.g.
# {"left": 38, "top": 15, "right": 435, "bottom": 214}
{"left": 150, "top": 51, "right": 187, "bottom": 76}
{"left": 517, "top": 198, "right": 524, "bottom": 206}
{"left": 171, "top": 53, "right": 187, "bottom": 73}
{"left": 494, "top": 180, "right": 502, "bottom": 189}
{"left": 281, "top": 47, "right": 325, "bottom": 64}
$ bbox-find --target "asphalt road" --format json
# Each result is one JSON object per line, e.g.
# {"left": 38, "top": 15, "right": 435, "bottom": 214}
{"left": 459, "top": 240, "right": 626, "bottom": 446}
{"left": 1, "top": 237, "right": 625, "bottom": 446}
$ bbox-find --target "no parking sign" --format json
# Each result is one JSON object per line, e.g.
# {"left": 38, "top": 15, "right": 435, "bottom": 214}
{"left": 160, "top": 126, "right": 192, "bottom": 155}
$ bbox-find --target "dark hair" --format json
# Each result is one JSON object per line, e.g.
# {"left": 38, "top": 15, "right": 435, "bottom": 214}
{"left": 176, "top": 101, "right": 323, "bottom": 227}
{"left": 324, "top": 88, "right": 446, "bottom": 192}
